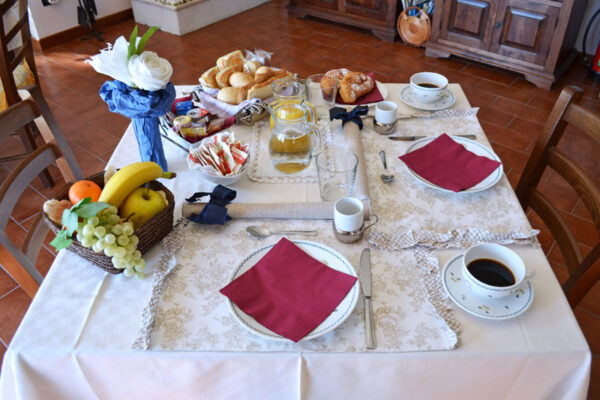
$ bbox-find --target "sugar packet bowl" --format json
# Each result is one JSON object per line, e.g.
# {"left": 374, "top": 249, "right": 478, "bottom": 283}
{"left": 187, "top": 131, "right": 250, "bottom": 185}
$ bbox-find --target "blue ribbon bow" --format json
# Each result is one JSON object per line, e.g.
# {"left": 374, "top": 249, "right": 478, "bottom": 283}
{"left": 186, "top": 185, "right": 237, "bottom": 225}
{"left": 329, "top": 105, "right": 369, "bottom": 130}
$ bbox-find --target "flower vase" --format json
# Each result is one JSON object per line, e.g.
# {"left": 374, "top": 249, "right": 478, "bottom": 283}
{"left": 99, "top": 80, "right": 176, "bottom": 170}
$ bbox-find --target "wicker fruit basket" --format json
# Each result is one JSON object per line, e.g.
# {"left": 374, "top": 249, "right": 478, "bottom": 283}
{"left": 43, "top": 172, "right": 175, "bottom": 274}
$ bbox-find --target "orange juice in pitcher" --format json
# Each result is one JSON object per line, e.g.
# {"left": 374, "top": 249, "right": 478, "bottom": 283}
{"left": 268, "top": 102, "right": 322, "bottom": 174}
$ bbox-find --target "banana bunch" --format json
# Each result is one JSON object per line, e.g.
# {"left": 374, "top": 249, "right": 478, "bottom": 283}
{"left": 99, "top": 161, "right": 175, "bottom": 207}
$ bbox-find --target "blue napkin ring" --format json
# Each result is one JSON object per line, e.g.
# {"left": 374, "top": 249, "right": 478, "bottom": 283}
{"left": 186, "top": 185, "right": 237, "bottom": 225}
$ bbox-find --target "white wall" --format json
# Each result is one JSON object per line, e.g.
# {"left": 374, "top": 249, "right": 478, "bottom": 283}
{"left": 28, "top": 0, "right": 131, "bottom": 40}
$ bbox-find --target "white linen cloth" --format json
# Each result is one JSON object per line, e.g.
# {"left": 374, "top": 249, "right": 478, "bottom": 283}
{"left": 0, "top": 84, "right": 590, "bottom": 400}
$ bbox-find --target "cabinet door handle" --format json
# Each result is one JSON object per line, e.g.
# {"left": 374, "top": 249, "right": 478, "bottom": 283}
{"left": 494, "top": 21, "right": 502, "bottom": 29}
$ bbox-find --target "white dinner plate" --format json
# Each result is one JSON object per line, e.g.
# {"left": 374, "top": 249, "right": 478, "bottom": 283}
{"left": 403, "top": 135, "right": 503, "bottom": 193}
{"left": 227, "top": 240, "right": 359, "bottom": 342}
{"left": 399, "top": 86, "right": 455, "bottom": 111}
{"left": 335, "top": 80, "right": 388, "bottom": 107}
{"left": 441, "top": 254, "right": 534, "bottom": 320}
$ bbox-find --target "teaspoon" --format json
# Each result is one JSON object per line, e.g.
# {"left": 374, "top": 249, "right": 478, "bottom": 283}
{"left": 246, "top": 225, "right": 318, "bottom": 238}
{"left": 379, "top": 150, "right": 394, "bottom": 184}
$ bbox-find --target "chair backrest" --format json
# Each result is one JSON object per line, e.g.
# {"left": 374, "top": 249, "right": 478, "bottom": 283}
{"left": 0, "top": 0, "right": 37, "bottom": 106}
{"left": 515, "top": 85, "right": 600, "bottom": 308}
{"left": 0, "top": 98, "right": 76, "bottom": 297}
{"left": 0, "top": 0, "right": 84, "bottom": 183}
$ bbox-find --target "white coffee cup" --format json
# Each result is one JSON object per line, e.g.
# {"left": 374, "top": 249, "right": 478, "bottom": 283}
{"left": 334, "top": 197, "right": 364, "bottom": 232}
{"left": 410, "top": 72, "right": 448, "bottom": 104}
{"left": 462, "top": 243, "right": 535, "bottom": 299}
{"left": 375, "top": 101, "right": 398, "bottom": 124}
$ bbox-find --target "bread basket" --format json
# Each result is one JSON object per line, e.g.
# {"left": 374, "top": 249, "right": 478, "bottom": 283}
{"left": 397, "top": 7, "right": 431, "bottom": 47}
{"left": 43, "top": 172, "right": 175, "bottom": 274}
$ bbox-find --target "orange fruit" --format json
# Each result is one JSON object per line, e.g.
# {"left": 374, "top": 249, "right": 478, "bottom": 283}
{"left": 68, "top": 180, "right": 102, "bottom": 204}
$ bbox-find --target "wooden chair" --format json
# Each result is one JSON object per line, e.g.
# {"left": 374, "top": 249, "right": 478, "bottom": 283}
{"left": 515, "top": 85, "right": 600, "bottom": 308}
{"left": 0, "top": 98, "right": 77, "bottom": 298}
{"left": 0, "top": 0, "right": 83, "bottom": 184}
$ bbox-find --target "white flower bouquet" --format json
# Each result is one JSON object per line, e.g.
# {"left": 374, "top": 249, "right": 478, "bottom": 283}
{"left": 87, "top": 26, "right": 176, "bottom": 170}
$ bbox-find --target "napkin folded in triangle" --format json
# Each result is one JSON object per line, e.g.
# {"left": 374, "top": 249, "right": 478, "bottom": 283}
{"left": 399, "top": 133, "right": 502, "bottom": 192}
{"left": 220, "top": 238, "right": 357, "bottom": 342}
{"left": 336, "top": 72, "right": 384, "bottom": 105}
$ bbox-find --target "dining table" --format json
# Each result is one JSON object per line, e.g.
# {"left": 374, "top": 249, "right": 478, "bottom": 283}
{"left": 0, "top": 83, "right": 591, "bottom": 400}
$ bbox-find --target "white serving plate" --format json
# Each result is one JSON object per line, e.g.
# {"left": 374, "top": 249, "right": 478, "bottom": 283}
{"left": 403, "top": 135, "right": 503, "bottom": 193}
{"left": 227, "top": 240, "right": 359, "bottom": 342}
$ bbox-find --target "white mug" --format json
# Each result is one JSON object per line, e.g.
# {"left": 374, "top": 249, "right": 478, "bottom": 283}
{"left": 410, "top": 72, "right": 448, "bottom": 104}
{"left": 333, "top": 197, "right": 364, "bottom": 232}
{"left": 375, "top": 101, "right": 398, "bottom": 124}
{"left": 462, "top": 243, "right": 535, "bottom": 299}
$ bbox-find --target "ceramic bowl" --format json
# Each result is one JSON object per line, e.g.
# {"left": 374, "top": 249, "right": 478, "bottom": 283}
{"left": 187, "top": 132, "right": 249, "bottom": 185}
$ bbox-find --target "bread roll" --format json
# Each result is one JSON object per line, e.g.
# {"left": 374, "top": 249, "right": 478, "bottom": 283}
{"left": 216, "top": 66, "right": 235, "bottom": 88}
{"left": 243, "top": 60, "right": 262, "bottom": 75}
{"left": 216, "top": 50, "right": 244, "bottom": 72}
{"left": 217, "top": 86, "right": 248, "bottom": 105}
{"left": 200, "top": 66, "right": 219, "bottom": 89}
{"left": 247, "top": 71, "right": 293, "bottom": 100}
{"left": 254, "top": 66, "right": 276, "bottom": 84}
{"left": 229, "top": 72, "right": 254, "bottom": 88}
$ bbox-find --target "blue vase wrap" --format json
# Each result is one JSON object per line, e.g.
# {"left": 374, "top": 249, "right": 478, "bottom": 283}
{"left": 99, "top": 80, "right": 176, "bottom": 170}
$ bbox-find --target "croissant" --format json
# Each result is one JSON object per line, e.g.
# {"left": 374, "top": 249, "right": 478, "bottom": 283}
{"left": 339, "top": 72, "right": 374, "bottom": 103}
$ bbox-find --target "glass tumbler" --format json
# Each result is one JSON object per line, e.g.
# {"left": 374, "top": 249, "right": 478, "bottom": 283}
{"left": 316, "top": 145, "right": 358, "bottom": 201}
{"left": 306, "top": 74, "right": 339, "bottom": 119}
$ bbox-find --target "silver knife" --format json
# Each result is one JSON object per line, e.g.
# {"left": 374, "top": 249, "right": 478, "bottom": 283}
{"left": 359, "top": 248, "right": 376, "bottom": 349}
{"left": 389, "top": 134, "right": 476, "bottom": 141}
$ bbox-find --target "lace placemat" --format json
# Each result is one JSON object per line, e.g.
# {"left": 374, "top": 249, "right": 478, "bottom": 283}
{"left": 134, "top": 218, "right": 458, "bottom": 352}
{"left": 247, "top": 120, "right": 333, "bottom": 183}
{"left": 368, "top": 228, "right": 539, "bottom": 346}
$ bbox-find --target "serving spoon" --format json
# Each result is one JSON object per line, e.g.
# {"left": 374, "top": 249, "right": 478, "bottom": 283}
{"left": 246, "top": 225, "right": 318, "bottom": 238}
{"left": 379, "top": 150, "right": 394, "bottom": 184}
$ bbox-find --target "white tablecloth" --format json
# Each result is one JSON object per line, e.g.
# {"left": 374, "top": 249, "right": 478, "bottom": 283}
{"left": 0, "top": 84, "right": 590, "bottom": 400}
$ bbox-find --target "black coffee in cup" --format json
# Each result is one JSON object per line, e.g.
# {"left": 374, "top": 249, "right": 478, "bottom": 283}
{"left": 417, "top": 83, "right": 440, "bottom": 89}
{"left": 467, "top": 258, "right": 516, "bottom": 287}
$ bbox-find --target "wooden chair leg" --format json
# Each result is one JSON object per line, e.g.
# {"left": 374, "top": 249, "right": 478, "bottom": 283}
{"left": 0, "top": 250, "right": 40, "bottom": 298}
{"left": 21, "top": 86, "right": 84, "bottom": 181}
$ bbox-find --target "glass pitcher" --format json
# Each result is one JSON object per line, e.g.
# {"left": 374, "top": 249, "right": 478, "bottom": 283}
{"left": 269, "top": 102, "right": 323, "bottom": 174}
{"left": 269, "top": 79, "right": 316, "bottom": 130}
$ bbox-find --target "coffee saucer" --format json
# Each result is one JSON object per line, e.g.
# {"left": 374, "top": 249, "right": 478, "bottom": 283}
{"left": 399, "top": 86, "right": 455, "bottom": 111}
{"left": 441, "top": 254, "right": 534, "bottom": 320}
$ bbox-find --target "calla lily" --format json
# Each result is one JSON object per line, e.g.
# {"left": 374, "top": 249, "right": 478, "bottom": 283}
{"left": 86, "top": 36, "right": 135, "bottom": 87}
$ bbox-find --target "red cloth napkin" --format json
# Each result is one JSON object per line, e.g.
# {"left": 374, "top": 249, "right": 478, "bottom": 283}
{"left": 220, "top": 238, "right": 357, "bottom": 342}
{"left": 399, "top": 133, "right": 502, "bottom": 192}
{"left": 336, "top": 72, "right": 384, "bottom": 105}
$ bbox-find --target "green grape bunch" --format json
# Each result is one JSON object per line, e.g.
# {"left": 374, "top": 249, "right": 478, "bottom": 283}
{"left": 76, "top": 206, "right": 146, "bottom": 278}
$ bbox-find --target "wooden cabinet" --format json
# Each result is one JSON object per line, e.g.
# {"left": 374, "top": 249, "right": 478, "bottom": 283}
{"left": 288, "top": 0, "right": 403, "bottom": 42}
{"left": 425, "top": 0, "right": 586, "bottom": 89}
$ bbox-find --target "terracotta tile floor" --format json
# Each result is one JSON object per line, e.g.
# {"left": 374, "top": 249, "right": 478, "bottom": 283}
{"left": 1, "top": 0, "right": 600, "bottom": 396}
